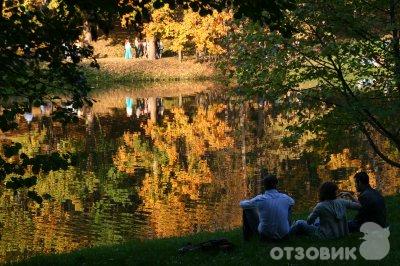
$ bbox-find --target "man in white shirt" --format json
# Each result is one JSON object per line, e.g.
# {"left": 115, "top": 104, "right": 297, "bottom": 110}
{"left": 240, "top": 170, "right": 295, "bottom": 241}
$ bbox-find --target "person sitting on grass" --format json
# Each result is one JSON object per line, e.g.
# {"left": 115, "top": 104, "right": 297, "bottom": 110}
{"left": 240, "top": 169, "right": 294, "bottom": 241}
{"left": 290, "top": 181, "right": 361, "bottom": 239}
{"left": 340, "top": 171, "right": 387, "bottom": 232}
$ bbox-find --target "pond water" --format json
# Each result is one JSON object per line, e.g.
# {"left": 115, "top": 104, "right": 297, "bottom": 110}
{"left": 0, "top": 82, "right": 399, "bottom": 263}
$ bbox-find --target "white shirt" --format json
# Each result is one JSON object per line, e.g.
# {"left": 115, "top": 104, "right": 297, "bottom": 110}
{"left": 240, "top": 189, "right": 294, "bottom": 239}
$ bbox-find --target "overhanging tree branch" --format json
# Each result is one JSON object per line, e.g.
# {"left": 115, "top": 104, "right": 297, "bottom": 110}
{"left": 358, "top": 121, "right": 400, "bottom": 168}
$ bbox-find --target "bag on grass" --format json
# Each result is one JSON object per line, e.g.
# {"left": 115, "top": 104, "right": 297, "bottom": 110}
{"left": 178, "top": 238, "right": 234, "bottom": 254}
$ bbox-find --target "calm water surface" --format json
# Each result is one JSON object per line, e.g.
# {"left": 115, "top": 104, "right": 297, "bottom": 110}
{"left": 0, "top": 82, "right": 399, "bottom": 262}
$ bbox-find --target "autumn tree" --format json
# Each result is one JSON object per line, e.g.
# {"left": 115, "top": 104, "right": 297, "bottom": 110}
{"left": 183, "top": 9, "right": 233, "bottom": 60}
{"left": 142, "top": 5, "right": 232, "bottom": 61}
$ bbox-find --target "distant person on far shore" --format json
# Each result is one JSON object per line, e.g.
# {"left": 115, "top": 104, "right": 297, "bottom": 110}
{"left": 124, "top": 39, "right": 132, "bottom": 59}
{"left": 339, "top": 171, "right": 387, "bottom": 232}
{"left": 156, "top": 39, "right": 164, "bottom": 59}
{"left": 138, "top": 40, "right": 144, "bottom": 57}
{"left": 240, "top": 169, "right": 294, "bottom": 241}
{"left": 134, "top": 37, "right": 140, "bottom": 58}
{"left": 143, "top": 40, "right": 148, "bottom": 59}
{"left": 136, "top": 99, "right": 144, "bottom": 118}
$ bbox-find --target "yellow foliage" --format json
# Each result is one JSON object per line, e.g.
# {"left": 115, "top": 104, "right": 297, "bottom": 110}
{"left": 114, "top": 104, "right": 234, "bottom": 203}
{"left": 142, "top": 6, "right": 233, "bottom": 56}
{"left": 113, "top": 133, "right": 153, "bottom": 174}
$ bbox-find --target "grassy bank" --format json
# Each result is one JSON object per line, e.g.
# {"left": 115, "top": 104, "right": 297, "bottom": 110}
{"left": 84, "top": 57, "right": 218, "bottom": 89}
{"left": 14, "top": 195, "right": 399, "bottom": 265}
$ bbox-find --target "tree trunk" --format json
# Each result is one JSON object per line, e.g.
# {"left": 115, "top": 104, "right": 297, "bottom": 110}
{"left": 178, "top": 49, "right": 183, "bottom": 62}
{"left": 240, "top": 102, "right": 248, "bottom": 197}
{"left": 83, "top": 21, "right": 92, "bottom": 43}
{"left": 148, "top": 97, "right": 157, "bottom": 122}
{"left": 147, "top": 37, "right": 157, "bottom": 60}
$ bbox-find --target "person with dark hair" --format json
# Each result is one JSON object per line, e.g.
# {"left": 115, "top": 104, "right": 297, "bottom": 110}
{"left": 240, "top": 169, "right": 294, "bottom": 241}
{"left": 156, "top": 39, "right": 164, "bottom": 59}
{"left": 290, "top": 181, "right": 361, "bottom": 239}
{"left": 340, "top": 171, "right": 387, "bottom": 232}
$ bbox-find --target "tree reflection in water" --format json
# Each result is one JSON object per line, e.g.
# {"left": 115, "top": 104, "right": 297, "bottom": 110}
{"left": 1, "top": 84, "right": 399, "bottom": 263}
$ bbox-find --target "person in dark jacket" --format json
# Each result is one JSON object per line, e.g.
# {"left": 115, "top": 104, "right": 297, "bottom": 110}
{"left": 340, "top": 171, "right": 387, "bottom": 232}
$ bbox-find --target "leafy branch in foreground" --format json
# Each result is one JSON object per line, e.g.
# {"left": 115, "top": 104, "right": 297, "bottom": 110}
{"left": 0, "top": 141, "right": 76, "bottom": 203}
{"left": 221, "top": 0, "right": 400, "bottom": 167}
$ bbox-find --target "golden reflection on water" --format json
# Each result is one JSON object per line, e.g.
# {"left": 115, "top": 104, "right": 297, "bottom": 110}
{"left": 1, "top": 83, "right": 399, "bottom": 262}
{"left": 114, "top": 104, "right": 239, "bottom": 238}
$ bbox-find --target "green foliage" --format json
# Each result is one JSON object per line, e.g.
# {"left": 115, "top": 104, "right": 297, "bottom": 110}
{"left": 221, "top": 0, "right": 400, "bottom": 167}
{"left": 0, "top": 140, "right": 76, "bottom": 202}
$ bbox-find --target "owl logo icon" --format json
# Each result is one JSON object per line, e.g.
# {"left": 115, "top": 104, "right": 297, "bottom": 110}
{"left": 359, "top": 222, "right": 390, "bottom": 260}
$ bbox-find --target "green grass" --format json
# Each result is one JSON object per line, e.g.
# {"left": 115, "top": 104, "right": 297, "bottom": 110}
{"left": 13, "top": 195, "right": 399, "bottom": 265}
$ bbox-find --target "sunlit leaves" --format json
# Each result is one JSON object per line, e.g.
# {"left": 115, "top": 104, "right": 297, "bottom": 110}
{"left": 142, "top": 5, "right": 233, "bottom": 57}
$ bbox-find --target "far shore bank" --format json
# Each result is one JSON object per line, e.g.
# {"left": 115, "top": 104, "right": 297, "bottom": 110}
{"left": 84, "top": 57, "right": 220, "bottom": 89}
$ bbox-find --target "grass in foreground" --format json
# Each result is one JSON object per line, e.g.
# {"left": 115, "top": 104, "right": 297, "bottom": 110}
{"left": 14, "top": 195, "right": 399, "bottom": 266}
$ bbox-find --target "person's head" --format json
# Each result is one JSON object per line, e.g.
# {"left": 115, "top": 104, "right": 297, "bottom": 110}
{"left": 319, "top": 181, "right": 338, "bottom": 202}
{"left": 261, "top": 169, "right": 278, "bottom": 191}
{"left": 354, "top": 171, "right": 370, "bottom": 192}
